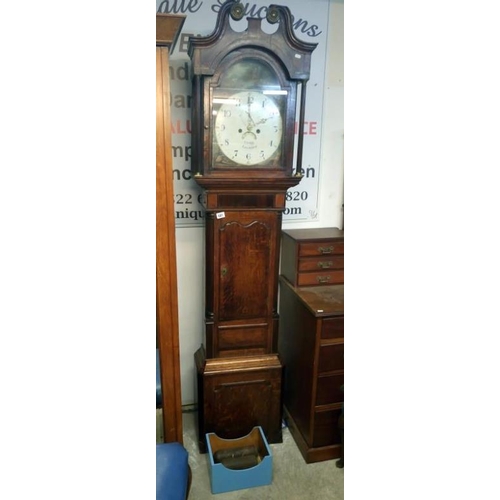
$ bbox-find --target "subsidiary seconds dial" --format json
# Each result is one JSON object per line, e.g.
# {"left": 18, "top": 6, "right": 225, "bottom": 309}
{"left": 214, "top": 91, "right": 283, "bottom": 166}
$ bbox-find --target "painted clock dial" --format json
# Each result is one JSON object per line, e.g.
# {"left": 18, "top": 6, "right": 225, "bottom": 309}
{"left": 214, "top": 91, "right": 283, "bottom": 166}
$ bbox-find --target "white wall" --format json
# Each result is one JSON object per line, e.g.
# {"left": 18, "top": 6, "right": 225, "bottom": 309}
{"left": 176, "top": 0, "right": 344, "bottom": 405}
{"left": 175, "top": 225, "right": 205, "bottom": 405}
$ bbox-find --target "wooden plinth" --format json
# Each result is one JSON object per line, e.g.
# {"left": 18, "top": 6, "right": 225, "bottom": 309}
{"left": 195, "top": 346, "right": 283, "bottom": 453}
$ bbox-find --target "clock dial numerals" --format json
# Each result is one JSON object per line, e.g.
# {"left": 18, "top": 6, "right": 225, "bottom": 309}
{"left": 214, "top": 91, "right": 282, "bottom": 166}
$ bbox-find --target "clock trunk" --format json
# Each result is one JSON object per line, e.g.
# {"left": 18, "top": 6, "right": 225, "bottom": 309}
{"left": 204, "top": 209, "right": 280, "bottom": 358}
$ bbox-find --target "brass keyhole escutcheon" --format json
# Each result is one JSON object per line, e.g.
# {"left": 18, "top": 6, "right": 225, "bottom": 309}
{"left": 221, "top": 266, "right": 228, "bottom": 277}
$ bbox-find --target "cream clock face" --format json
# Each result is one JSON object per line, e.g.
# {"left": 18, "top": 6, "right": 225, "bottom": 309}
{"left": 214, "top": 91, "right": 283, "bottom": 166}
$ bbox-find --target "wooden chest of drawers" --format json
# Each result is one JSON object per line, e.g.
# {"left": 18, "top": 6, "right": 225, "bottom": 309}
{"left": 278, "top": 275, "right": 344, "bottom": 463}
{"left": 280, "top": 228, "right": 344, "bottom": 287}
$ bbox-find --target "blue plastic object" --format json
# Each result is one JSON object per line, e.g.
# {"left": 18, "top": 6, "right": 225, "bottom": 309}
{"left": 156, "top": 442, "right": 189, "bottom": 500}
{"left": 206, "top": 426, "right": 272, "bottom": 494}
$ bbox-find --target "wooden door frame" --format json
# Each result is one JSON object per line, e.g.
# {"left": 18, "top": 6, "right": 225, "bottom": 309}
{"left": 156, "top": 14, "right": 185, "bottom": 444}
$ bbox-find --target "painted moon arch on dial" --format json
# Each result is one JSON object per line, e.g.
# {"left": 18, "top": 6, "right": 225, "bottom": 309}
{"left": 215, "top": 91, "right": 283, "bottom": 166}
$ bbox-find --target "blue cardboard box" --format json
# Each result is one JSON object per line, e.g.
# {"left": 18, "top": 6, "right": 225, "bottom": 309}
{"left": 206, "top": 426, "right": 273, "bottom": 494}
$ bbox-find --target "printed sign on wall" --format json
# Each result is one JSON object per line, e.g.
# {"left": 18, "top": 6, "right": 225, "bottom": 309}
{"left": 156, "top": 0, "right": 330, "bottom": 227}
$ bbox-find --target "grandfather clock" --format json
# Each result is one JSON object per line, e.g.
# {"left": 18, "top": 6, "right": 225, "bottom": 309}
{"left": 189, "top": 0, "right": 316, "bottom": 452}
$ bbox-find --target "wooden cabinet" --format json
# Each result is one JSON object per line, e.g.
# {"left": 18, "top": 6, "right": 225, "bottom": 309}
{"left": 281, "top": 228, "right": 344, "bottom": 287}
{"left": 278, "top": 228, "right": 344, "bottom": 463}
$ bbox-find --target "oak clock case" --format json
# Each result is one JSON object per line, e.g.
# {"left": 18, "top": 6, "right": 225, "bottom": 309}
{"left": 188, "top": 0, "right": 316, "bottom": 453}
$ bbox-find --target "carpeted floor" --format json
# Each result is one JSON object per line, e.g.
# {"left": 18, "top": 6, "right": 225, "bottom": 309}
{"left": 162, "top": 410, "right": 344, "bottom": 500}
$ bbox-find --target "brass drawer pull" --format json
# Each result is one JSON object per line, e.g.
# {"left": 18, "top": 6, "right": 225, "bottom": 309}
{"left": 317, "top": 276, "right": 331, "bottom": 284}
{"left": 317, "top": 261, "right": 333, "bottom": 269}
{"left": 318, "top": 246, "right": 333, "bottom": 254}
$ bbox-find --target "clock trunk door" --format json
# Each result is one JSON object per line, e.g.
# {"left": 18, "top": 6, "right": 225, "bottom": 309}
{"left": 218, "top": 211, "right": 276, "bottom": 320}
{"left": 212, "top": 211, "right": 279, "bottom": 357}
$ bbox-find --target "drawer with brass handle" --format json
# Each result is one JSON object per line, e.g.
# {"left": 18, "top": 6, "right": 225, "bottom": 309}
{"left": 318, "top": 343, "right": 344, "bottom": 373}
{"left": 295, "top": 270, "right": 344, "bottom": 287}
{"left": 297, "top": 255, "right": 344, "bottom": 272}
{"left": 298, "top": 241, "right": 344, "bottom": 257}
{"left": 316, "top": 373, "right": 344, "bottom": 406}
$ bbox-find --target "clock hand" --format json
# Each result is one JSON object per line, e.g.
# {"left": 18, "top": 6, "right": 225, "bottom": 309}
{"left": 245, "top": 110, "right": 256, "bottom": 127}
{"left": 246, "top": 95, "right": 258, "bottom": 128}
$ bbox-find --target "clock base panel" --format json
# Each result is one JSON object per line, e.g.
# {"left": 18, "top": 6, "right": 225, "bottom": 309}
{"left": 195, "top": 346, "right": 283, "bottom": 453}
